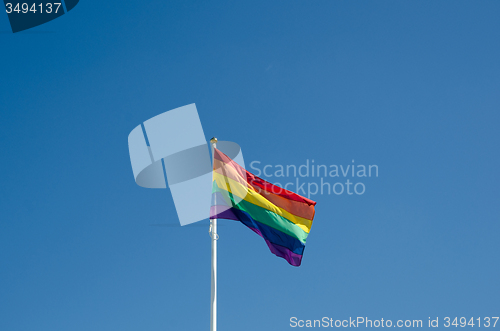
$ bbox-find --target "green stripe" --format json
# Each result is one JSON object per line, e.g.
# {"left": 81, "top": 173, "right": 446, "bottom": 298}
{"left": 213, "top": 181, "right": 309, "bottom": 244}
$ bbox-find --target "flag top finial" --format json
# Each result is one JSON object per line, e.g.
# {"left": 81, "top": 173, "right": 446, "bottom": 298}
{"left": 210, "top": 137, "right": 218, "bottom": 144}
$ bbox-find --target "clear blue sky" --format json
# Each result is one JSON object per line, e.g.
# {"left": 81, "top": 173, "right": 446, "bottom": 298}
{"left": 1, "top": 1, "right": 499, "bottom": 330}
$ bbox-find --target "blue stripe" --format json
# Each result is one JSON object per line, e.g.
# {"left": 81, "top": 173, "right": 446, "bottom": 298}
{"left": 211, "top": 191, "right": 230, "bottom": 207}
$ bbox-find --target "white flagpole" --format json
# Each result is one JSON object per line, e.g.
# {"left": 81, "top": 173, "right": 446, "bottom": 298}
{"left": 209, "top": 137, "right": 218, "bottom": 331}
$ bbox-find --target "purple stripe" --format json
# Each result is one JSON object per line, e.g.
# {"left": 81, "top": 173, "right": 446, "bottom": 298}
{"left": 210, "top": 206, "right": 239, "bottom": 220}
{"left": 265, "top": 240, "right": 303, "bottom": 266}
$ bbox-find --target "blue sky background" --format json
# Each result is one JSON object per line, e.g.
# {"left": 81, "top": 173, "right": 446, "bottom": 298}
{"left": 1, "top": 1, "right": 499, "bottom": 330}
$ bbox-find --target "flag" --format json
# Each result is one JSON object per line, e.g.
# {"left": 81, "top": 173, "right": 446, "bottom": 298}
{"left": 210, "top": 148, "right": 317, "bottom": 266}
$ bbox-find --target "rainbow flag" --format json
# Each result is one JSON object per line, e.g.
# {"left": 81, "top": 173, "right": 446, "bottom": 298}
{"left": 210, "top": 148, "right": 317, "bottom": 266}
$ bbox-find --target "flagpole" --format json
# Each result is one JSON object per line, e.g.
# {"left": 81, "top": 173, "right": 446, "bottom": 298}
{"left": 209, "top": 137, "right": 218, "bottom": 331}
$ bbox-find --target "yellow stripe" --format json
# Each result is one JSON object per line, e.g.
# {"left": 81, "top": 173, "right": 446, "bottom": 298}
{"left": 213, "top": 172, "right": 312, "bottom": 233}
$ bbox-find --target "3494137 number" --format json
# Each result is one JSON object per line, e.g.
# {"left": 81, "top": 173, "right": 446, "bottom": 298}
{"left": 444, "top": 317, "right": 499, "bottom": 328}
{"left": 5, "top": 3, "right": 62, "bottom": 14}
